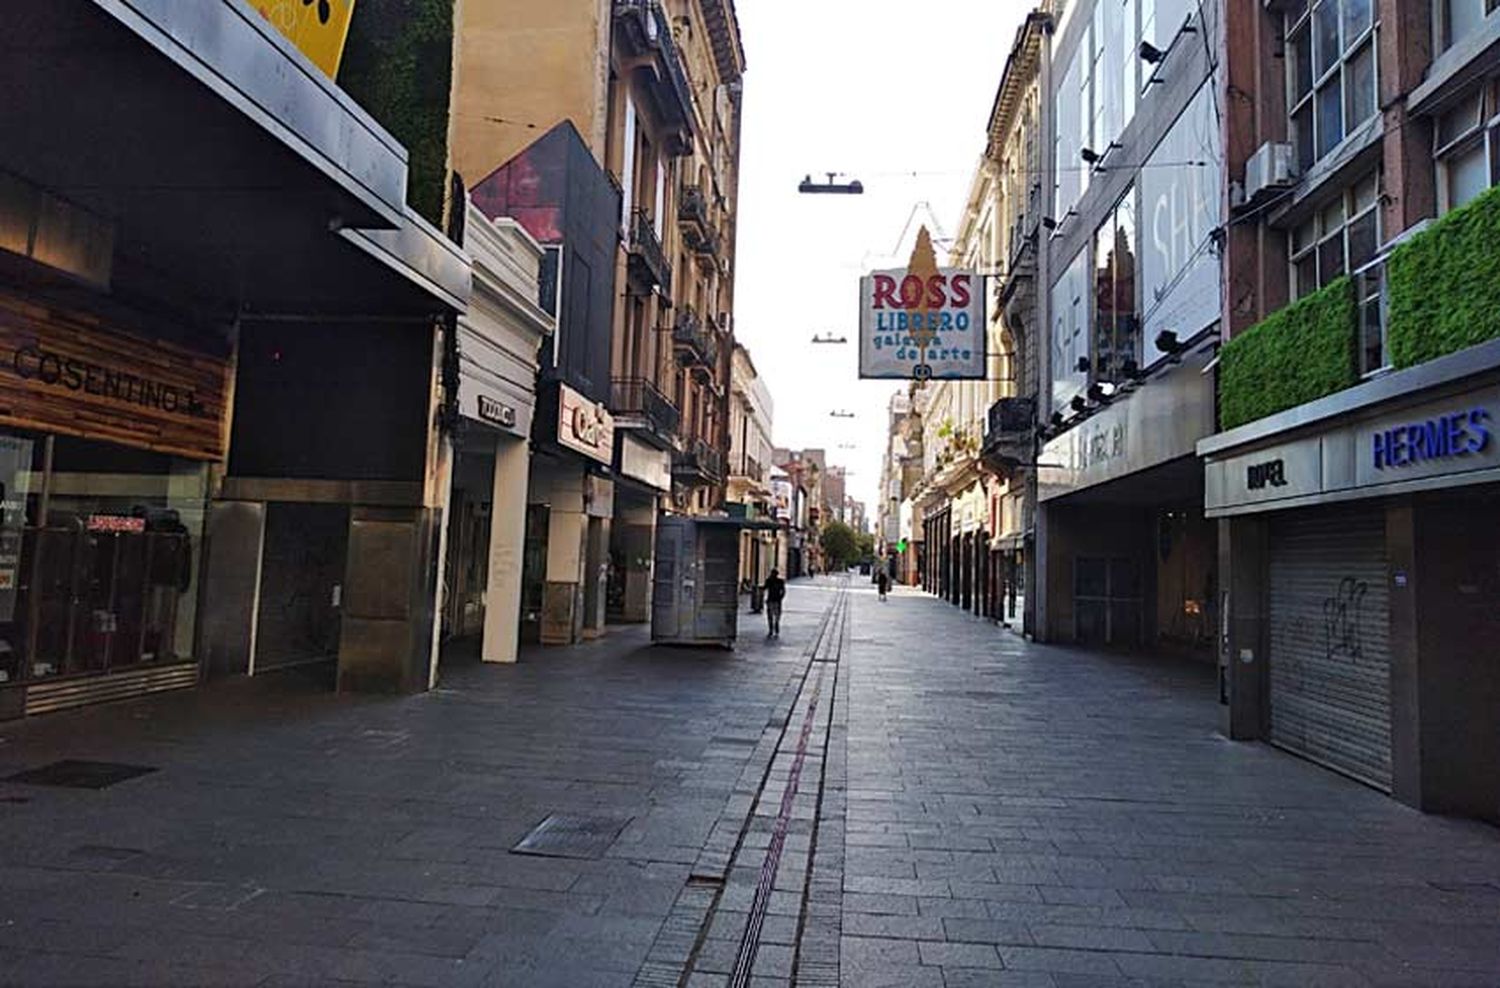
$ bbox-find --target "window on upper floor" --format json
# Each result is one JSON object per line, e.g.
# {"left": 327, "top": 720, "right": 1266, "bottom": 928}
{"left": 1286, "top": 0, "right": 1378, "bottom": 172}
{"left": 1093, "top": 188, "right": 1140, "bottom": 383}
{"left": 1435, "top": 81, "right": 1500, "bottom": 213}
{"left": 1288, "top": 170, "right": 1380, "bottom": 301}
{"left": 1050, "top": 246, "right": 1091, "bottom": 413}
{"left": 1438, "top": 0, "right": 1500, "bottom": 51}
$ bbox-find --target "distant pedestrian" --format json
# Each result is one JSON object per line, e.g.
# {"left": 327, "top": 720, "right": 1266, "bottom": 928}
{"left": 763, "top": 568, "right": 786, "bottom": 637}
{"left": 876, "top": 569, "right": 890, "bottom": 602}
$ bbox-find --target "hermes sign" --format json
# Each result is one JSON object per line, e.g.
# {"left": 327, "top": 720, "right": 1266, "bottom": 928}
{"left": 557, "top": 382, "right": 614, "bottom": 465}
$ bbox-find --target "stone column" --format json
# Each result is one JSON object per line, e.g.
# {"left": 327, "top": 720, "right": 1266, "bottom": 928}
{"left": 1218, "top": 515, "right": 1269, "bottom": 740}
{"left": 481, "top": 435, "right": 530, "bottom": 664}
{"left": 541, "top": 464, "right": 586, "bottom": 645}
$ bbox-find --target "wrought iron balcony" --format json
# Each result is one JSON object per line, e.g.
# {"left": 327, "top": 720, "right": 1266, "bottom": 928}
{"left": 678, "top": 185, "right": 721, "bottom": 259}
{"left": 982, "top": 396, "right": 1036, "bottom": 472}
{"left": 673, "top": 306, "right": 719, "bottom": 368}
{"left": 611, "top": 376, "right": 680, "bottom": 438}
{"left": 627, "top": 207, "right": 671, "bottom": 295}
{"left": 672, "top": 437, "right": 725, "bottom": 485}
{"left": 612, "top": 0, "right": 695, "bottom": 155}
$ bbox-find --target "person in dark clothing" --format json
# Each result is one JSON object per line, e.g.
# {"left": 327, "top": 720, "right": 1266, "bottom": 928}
{"left": 876, "top": 569, "right": 890, "bottom": 601}
{"left": 763, "top": 569, "right": 786, "bottom": 637}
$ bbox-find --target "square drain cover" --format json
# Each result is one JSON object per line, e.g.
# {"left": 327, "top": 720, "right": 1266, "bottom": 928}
{"left": 4, "top": 760, "right": 156, "bottom": 789}
{"left": 511, "top": 814, "right": 630, "bottom": 860}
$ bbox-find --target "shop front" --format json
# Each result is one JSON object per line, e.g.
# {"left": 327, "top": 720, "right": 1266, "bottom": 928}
{"left": 524, "top": 382, "right": 615, "bottom": 645}
{"left": 0, "top": 286, "right": 229, "bottom": 718}
{"left": 608, "top": 433, "right": 671, "bottom": 623}
{"left": 1036, "top": 346, "right": 1217, "bottom": 654}
{"left": 1203, "top": 340, "right": 1500, "bottom": 821}
{"left": 438, "top": 207, "right": 552, "bottom": 671}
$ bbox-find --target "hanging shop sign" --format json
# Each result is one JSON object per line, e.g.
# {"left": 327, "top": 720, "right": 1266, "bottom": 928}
{"left": 0, "top": 291, "right": 231, "bottom": 461}
{"left": 858, "top": 227, "right": 985, "bottom": 380}
{"left": 557, "top": 382, "right": 615, "bottom": 465}
{"left": 246, "top": 0, "right": 358, "bottom": 79}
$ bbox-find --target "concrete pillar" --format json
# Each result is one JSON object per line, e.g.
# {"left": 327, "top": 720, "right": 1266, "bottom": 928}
{"left": 1218, "top": 515, "right": 1269, "bottom": 740}
{"left": 541, "top": 464, "right": 586, "bottom": 645}
{"left": 481, "top": 435, "right": 529, "bottom": 664}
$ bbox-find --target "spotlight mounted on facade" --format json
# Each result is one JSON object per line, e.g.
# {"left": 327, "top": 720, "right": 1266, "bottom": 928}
{"left": 1070, "top": 394, "right": 1088, "bottom": 414}
{"left": 1087, "top": 382, "right": 1117, "bottom": 404}
{"left": 1050, "top": 411, "right": 1065, "bottom": 427}
{"left": 1138, "top": 40, "right": 1166, "bottom": 64}
{"left": 1155, "top": 329, "right": 1186, "bottom": 356}
{"left": 1080, "top": 147, "right": 1102, "bottom": 165}
{"left": 1041, "top": 216, "right": 1058, "bottom": 230}
{"left": 1121, "top": 357, "right": 1143, "bottom": 379}
{"left": 1075, "top": 355, "right": 1091, "bottom": 374}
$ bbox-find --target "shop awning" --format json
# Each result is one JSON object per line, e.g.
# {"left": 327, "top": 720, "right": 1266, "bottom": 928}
{"left": 1, "top": 1, "right": 468, "bottom": 319}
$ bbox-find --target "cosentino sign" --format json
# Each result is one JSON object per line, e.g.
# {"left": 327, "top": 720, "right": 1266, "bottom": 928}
{"left": 0, "top": 290, "right": 230, "bottom": 460}
{"left": 11, "top": 343, "right": 210, "bottom": 419}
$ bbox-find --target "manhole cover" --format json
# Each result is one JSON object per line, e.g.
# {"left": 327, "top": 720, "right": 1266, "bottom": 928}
{"left": 511, "top": 814, "right": 630, "bottom": 860}
{"left": 4, "top": 760, "right": 156, "bottom": 789}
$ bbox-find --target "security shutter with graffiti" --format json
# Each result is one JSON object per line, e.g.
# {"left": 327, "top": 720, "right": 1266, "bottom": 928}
{"left": 1268, "top": 509, "right": 1392, "bottom": 792}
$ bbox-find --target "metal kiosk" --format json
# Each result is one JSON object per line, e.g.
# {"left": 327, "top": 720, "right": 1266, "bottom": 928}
{"left": 651, "top": 515, "right": 775, "bottom": 648}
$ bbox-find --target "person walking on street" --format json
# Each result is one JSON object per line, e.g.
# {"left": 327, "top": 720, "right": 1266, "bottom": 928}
{"left": 876, "top": 569, "right": 890, "bottom": 602}
{"left": 763, "top": 568, "right": 786, "bottom": 637}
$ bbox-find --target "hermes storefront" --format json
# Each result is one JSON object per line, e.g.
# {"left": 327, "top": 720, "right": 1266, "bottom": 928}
{"left": 0, "top": 285, "right": 229, "bottom": 717}
{"left": 1201, "top": 340, "right": 1500, "bottom": 823}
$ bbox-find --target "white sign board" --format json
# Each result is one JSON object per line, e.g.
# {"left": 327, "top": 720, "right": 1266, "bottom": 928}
{"left": 858, "top": 268, "right": 985, "bottom": 379}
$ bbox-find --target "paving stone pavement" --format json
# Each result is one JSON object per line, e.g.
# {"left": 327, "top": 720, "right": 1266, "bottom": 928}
{"left": 833, "top": 583, "right": 1500, "bottom": 988}
{"left": 0, "top": 581, "right": 838, "bottom": 987}
{"left": 1, "top": 577, "right": 1499, "bottom": 987}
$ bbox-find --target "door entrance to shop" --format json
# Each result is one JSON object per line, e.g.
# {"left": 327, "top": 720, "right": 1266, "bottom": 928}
{"left": 31, "top": 516, "right": 195, "bottom": 677}
{"left": 254, "top": 503, "right": 348, "bottom": 673}
{"left": 1074, "top": 556, "right": 1142, "bottom": 646}
{"left": 520, "top": 504, "right": 549, "bottom": 644}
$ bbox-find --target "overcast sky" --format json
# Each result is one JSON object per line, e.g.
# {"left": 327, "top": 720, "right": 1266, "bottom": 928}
{"left": 733, "top": 0, "right": 1031, "bottom": 513}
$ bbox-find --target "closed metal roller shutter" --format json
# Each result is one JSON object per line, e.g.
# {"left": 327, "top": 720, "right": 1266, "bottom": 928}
{"left": 1268, "top": 508, "right": 1392, "bottom": 791}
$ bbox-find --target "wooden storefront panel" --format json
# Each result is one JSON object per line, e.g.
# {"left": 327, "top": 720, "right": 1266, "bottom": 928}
{"left": 0, "top": 290, "right": 230, "bottom": 460}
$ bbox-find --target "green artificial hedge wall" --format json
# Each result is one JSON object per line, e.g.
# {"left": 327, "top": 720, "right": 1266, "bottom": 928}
{"left": 1386, "top": 184, "right": 1500, "bottom": 368}
{"left": 338, "top": 0, "right": 454, "bottom": 227}
{"left": 1219, "top": 277, "right": 1358, "bottom": 430}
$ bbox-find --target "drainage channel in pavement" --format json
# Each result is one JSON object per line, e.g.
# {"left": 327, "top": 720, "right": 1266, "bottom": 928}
{"left": 632, "top": 579, "right": 849, "bottom": 988}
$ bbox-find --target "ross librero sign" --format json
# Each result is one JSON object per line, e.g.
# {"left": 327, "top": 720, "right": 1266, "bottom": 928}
{"left": 858, "top": 226, "right": 985, "bottom": 380}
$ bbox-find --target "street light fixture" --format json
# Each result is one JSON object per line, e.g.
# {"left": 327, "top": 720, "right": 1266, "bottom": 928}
{"left": 811, "top": 333, "right": 848, "bottom": 344}
{"left": 829, "top": 410, "right": 856, "bottom": 419}
{"left": 799, "top": 172, "right": 864, "bottom": 195}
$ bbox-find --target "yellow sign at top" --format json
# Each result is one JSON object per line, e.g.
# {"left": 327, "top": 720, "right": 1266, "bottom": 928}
{"left": 247, "top": 0, "right": 357, "bottom": 79}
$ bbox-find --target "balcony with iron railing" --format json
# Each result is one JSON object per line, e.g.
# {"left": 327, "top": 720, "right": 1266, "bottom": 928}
{"left": 672, "top": 437, "right": 725, "bottom": 485}
{"left": 673, "top": 305, "right": 719, "bottom": 368}
{"left": 611, "top": 376, "right": 680, "bottom": 439}
{"left": 982, "top": 396, "right": 1036, "bottom": 474}
{"left": 678, "top": 185, "right": 721, "bottom": 259}
{"left": 612, "top": 0, "right": 695, "bottom": 155}
{"left": 627, "top": 207, "right": 671, "bottom": 294}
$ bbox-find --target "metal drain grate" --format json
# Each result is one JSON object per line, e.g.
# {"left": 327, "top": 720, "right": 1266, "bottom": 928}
{"left": 511, "top": 814, "right": 630, "bottom": 860}
{"left": 4, "top": 760, "right": 157, "bottom": 789}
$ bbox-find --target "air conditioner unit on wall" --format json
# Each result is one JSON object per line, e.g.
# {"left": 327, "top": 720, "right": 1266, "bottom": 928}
{"left": 1244, "top": 142, "right": 1298, "bottom": 206}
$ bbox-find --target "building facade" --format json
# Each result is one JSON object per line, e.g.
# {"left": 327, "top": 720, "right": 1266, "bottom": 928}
{"left": 1204, "top": 0, "right": 1500, "bottom": 823}
{"left": 727, "top": 344, "right": 779, "bottom": 588}
{"left": 1032, "top": 0, "right": 1222, "bottom": 659}
{"left": 450, "top": 0, "right": 745, "bottom": 635}
{"left": 0, "top": 1, "right": 470, "bottom": 716}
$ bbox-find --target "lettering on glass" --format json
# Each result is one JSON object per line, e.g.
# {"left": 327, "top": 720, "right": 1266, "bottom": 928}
{"left": 1372, "top": 407, "right": 1491, "bottom": 470}
{"left": 1323, "top": 577, "right": 1367, "bottom": 663}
